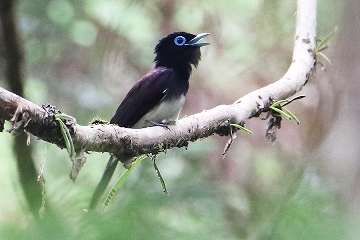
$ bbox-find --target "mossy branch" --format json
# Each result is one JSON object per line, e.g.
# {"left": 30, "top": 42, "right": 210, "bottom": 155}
{"left": 0, "top": 0, "right": 316, "bottom": 170}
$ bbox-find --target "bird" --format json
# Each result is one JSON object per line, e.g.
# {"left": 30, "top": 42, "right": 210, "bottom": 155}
{"left": 89, "top": 32, "right": 209, "bottom": 210}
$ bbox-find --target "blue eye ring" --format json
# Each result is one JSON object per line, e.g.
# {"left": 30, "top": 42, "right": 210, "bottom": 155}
{"left": 174, "top": 36, "right": 186, "bottom": 46}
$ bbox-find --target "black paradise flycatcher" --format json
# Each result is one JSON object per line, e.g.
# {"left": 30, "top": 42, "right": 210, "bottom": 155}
{"left": 89, "top": 32, "right": 209, "bottom": 210}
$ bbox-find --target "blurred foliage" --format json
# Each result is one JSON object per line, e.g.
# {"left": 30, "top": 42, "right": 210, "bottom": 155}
{"left": 0, "top": 0, "right": 355, "bottom": 239}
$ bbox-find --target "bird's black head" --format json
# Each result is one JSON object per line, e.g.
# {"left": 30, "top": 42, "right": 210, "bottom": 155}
{"left": 154, "top": 32, "right": 209, "bottom": 71}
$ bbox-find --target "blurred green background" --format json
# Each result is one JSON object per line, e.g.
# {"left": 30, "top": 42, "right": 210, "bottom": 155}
{"left": 1, "top": 0, "right": 359, "bottom": 239}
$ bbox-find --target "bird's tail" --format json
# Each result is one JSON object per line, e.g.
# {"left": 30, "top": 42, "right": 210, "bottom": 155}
{"left": 88, "top": 154, "right": 119, "bottom": 210}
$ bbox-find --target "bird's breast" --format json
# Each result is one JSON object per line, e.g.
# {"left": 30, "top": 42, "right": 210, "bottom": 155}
{"left": 131, "top": 94, "right": 186, "bottom": 129}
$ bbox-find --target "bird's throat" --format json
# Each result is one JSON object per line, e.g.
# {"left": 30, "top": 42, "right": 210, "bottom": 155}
{"left": 155, "top": 61, "right": 192, "bottom": 80}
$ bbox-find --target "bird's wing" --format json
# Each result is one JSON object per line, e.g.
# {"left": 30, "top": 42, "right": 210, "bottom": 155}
{"left": 110, "top": 67, "right": 174, "bottom": 127}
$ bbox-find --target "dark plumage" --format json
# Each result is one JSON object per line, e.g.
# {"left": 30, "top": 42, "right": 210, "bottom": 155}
{"left": 89, "top": 32, "right": 209, "bottom": 210}
{"left": 110, "top": 32, "right": 207, "bottom": 128}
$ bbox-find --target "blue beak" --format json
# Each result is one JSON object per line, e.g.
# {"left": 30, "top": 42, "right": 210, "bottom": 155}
{"left": 186, "top": 33, "right": 210, "bottom": 47}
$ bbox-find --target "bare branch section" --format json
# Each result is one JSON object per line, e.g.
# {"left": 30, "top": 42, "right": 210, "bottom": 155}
{"left": 0, "top": 88, "right": 65, "bottom": 147}
{"left": 0, "top": 0, "right": 317, "bottom": 159}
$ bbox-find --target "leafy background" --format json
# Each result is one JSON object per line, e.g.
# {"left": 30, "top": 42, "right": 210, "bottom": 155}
{"left": 0, "top": 0, "right": 358, "bottom": 239}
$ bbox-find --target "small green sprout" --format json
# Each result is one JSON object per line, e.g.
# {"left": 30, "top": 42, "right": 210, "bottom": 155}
{"left": 230, "top": 123, "right": 253, "bottom": 135}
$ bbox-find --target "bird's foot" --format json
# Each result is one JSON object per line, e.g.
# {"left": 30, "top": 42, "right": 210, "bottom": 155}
{"left": 145, "top": 120, "right": 176, "bottom": 130}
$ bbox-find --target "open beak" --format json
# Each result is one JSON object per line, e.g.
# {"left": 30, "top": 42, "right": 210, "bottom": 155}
{"left": 186, "top": 33, "right": 210, "bottom": 47}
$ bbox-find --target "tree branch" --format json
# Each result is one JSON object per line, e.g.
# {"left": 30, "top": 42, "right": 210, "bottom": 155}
{"left": 0, "top": 0, "right": 317, "bottom": 161}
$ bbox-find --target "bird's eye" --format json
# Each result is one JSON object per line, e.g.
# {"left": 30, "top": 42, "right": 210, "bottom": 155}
{"left": 174, "top": 36, "right": 186, "bottom": 46}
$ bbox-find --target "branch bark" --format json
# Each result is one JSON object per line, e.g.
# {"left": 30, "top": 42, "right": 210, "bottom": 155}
{"left": 0, "top": 0, "right": 317, "bottom": 162}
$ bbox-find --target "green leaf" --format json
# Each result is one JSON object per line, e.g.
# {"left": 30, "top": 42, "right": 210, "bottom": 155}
{"left": 103, "top": 155, "right": 147, "bottom": 209}
{"left": 317, "top": 52, "right": 332, "bottom": 64}
{"left": 153, "top": 156, "right": 168, "bottom": 194}
{"left": 315, "top": 28, "right": 336, "bottom": 68}
{"left": 158, "top": 143, "right": 164, "bottom": 152}
{"left": 269, "top": 106, "right": 292, "bottom": 120}
{"left": 282, "top": 107, "right": 300, "bottom": 125}
{"left": 269, "top": 106, "right": 300, "bottom": 124}
{"left": 230, "top": 123, "right": 253, "bottom": 134}
{"left": 55, "top": 113, "right": 75, "bottom": 160}
{"left": 316, "top": 28, "right": 337, "bottom": 52}
{"left": 270, "top": 99, "right": 288, "bottom": 108}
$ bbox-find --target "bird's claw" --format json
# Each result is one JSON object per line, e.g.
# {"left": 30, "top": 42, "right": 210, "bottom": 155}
{"left": 145, "top": 120, "right": 175, "bottom": 130}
